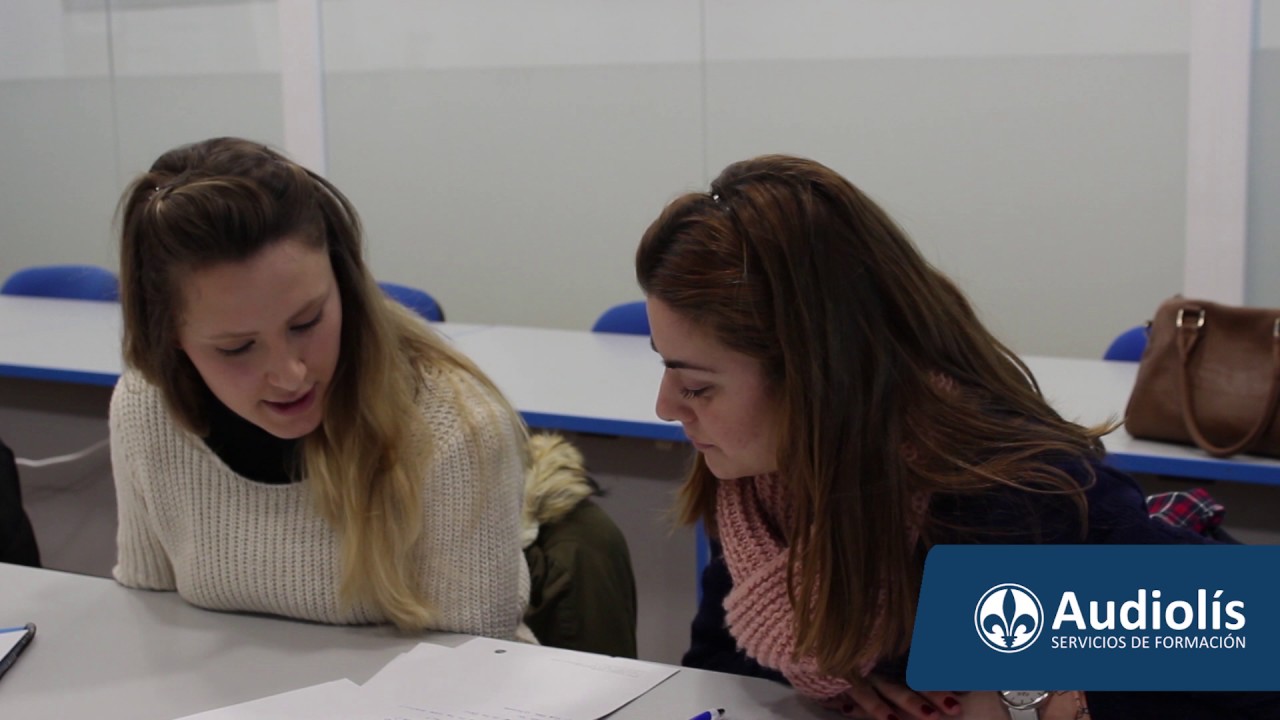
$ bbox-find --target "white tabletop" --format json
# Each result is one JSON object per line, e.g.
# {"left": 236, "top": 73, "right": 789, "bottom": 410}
{"left": 2, "top": 295, "right": 1279, "bottom": 483}
{"left": 449, "top": 324, "right": 681, "bottom": 440}
{"left": 0, "top": 564, "right": 824, "bottom": 720}
{"left": 0, "top": 295, "right": 121, "bottom": 385}
{"left": 1023, "top": 355, "right": 1280, "bottom": 485}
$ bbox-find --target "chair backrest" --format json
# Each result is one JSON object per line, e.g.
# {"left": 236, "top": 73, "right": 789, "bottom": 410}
{"left": 591, "top": 301, "right": 648, "bottom": 335}
{"left": 378, "top": 281, "right": 444, "bottom": 322}
{"left": 1103, "top": 324, "right": 1148, "bottom": 362}
{"left": 1, "top": 264, "right": 119, "bottom": 302}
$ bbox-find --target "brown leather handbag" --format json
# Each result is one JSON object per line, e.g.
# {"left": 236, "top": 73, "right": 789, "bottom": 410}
{"left": 1124, "top": 296, "right": 1280, "bottom": 458}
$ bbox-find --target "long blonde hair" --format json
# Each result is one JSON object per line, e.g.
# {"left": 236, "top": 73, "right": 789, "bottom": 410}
{"left": 118, "top": 137, "right": 522, "bottom": 629}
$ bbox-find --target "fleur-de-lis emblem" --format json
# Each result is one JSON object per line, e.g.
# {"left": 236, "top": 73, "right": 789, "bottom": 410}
{"left": 975, "top": 583, "right": 1044, "bottom": 653}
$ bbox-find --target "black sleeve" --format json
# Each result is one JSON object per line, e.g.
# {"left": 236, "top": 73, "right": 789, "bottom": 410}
{"left": 0, "top": 438, "right": 41, "bottom": 568}
{"left": 930, "top": 459, "right": 1218, "bottom": 547}
{"left": 682, "top": 541, "right": 788, "bottom": 684}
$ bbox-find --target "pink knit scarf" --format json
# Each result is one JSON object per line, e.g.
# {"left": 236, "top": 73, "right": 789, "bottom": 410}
{"left": 717, "top": 473, "right": 927, "bottom": 701}
{"left": 717, "top": 473, "right": 855, "bottom": 700}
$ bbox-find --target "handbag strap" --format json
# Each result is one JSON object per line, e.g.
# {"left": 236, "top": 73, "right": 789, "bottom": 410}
{"left": 1175, "top": 308, "right": 1280, "bottom": 457}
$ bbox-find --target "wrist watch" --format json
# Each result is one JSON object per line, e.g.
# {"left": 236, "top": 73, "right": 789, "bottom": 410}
{"left": 1000, "top": 690, "right": 1052, "bottom": 719}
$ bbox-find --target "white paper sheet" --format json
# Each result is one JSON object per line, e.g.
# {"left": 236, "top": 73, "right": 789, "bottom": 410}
{"left": 172, "top": 639, "right": 677, "bottom": 720}
{"left": 363, "top": 638, "right": 678, "bottom": 720}
{"left": 173, "top": 679, "right": 408, "bottom": 720}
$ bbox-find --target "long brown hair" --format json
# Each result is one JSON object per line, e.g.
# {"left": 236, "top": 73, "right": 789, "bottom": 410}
{"left": 117, "top": 137, "right": 521, "bottom": 630}
{"left": 636, "top": 154, "right": 1106, "bottom": 678}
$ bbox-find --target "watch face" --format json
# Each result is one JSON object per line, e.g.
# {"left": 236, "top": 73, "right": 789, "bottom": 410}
{"left": 1001, "top": 690, "right": 1050, "bottom": 709}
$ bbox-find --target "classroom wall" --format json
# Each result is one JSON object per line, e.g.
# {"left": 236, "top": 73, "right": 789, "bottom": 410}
{"left": 0, "top": 0, "right": 285, "bottom": 270}
{"left": 0, "top": 0, "right": 1257, "bottom": 360}
{"left": 1250, "top": 0, "right": 1280, "bottom": 309}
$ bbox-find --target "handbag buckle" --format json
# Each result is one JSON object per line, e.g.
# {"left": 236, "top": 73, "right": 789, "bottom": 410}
{"left": 1176, "top": 308, "right": 1205, "bottom": 329}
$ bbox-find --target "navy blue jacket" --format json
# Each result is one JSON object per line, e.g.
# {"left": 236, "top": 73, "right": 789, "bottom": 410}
{"left": 683, "top": 461, "right": 1280, "bottom": 719}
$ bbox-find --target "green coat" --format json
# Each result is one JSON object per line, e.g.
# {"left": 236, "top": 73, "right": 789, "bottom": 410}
{"left": 523, "top": 498, "right": 637, "bottom": 658}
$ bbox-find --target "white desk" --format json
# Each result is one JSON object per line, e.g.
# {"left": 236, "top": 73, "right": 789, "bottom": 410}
{"left": 451, "top": 325, "right": 683, "bottom": 441}
{"left": 1024, "top": 356, "right": 1280, "bottom": 486}
{"left": 0, "top": 295, "right": 121, "bottom": 386}
{"left": 0, "top": 564, "right": 824, "bottom": 720}
{"left": 2, "top": 295, "right": 1278, "bottom": 483}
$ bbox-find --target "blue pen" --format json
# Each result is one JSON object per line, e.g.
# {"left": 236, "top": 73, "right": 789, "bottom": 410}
{"left": 687, "top": 709, "right": 725, "bottom": 720}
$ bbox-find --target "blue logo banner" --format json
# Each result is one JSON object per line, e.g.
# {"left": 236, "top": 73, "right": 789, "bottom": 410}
{"left": 906, "top": 545, "right": 1280, "bottom": 691}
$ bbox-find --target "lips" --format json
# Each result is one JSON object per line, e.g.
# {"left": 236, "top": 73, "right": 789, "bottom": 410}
{"left": 264, "top": 385, "right": 317, "bottom": 414}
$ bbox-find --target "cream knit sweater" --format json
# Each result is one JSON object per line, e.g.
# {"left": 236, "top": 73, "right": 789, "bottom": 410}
{"left": 109, "top": 365, "right": 530, "bottom": 640}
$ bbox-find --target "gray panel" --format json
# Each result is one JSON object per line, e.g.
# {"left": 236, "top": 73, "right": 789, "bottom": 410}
{"left": 706, "top": 54, "right": 1189, "bottom": 358}
{"left": 0, "top": 79, "right": 119, "bottom": 272}
{"left": 0, "top": 75, "right": 283, "bottom": 278}
{"left": 111, "top": 75, "right": 285, "bottom": 180}
{"left": 324, "top": 64, "right": 704, "bottom": 331}
{"left": 1248, "top": 49, "right": 1280, "bottom": 308}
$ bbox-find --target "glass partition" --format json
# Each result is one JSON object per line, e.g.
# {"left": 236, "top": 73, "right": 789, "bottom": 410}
{"left": 108, "top": 0, "right": 285, "bottom": 196}
{"left": 320, "top": 0, "right": 703, "bottom": 330}
{"left": 1249, "top": 0, "right": 1280, "bottom": 308}
{"left": 704, "top": 0, "right": 1190, "bottom": 356}
{"left": 0, "top": 0, "right": 117, "bottom": 270}
{"left": 0, "top": 0, "right": 284, "bottom": 276}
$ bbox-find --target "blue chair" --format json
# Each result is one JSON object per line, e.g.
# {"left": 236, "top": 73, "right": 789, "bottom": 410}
{"left": 1103, "top": 324, "right": 1148, "bottom": 362}
{"left": 378, "top": 281, "right": 444, "bottom": 322}
{"left": 1, "top": 265, "right": 118, "bottom": 302}
{"left": 591, "top": 301, "right": 649, "bottom": 335}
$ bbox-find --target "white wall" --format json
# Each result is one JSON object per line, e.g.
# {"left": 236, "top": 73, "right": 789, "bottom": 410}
{"left": 1250, "top": 0, "right": 1280, "bottom": 308}
{"left": 0, "top": 0, "right": 284, "bottom": 271}
{"left": 703, "top": 0, "right": 1191, "bottom": 356}
{"left": 0, "top": 0, "right": 1261, "bottom": 359}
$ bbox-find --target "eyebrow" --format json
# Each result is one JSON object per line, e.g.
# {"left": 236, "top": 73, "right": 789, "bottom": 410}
{"left": 204, "top": 292, "right": 328, "bottom": 341}
{"left": 649, "top": 338, "right": 715, "bottom": 373}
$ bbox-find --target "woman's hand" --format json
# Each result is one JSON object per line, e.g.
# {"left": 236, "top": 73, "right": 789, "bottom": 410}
{"left": 906, "top": 691, "right": 1088, "bottom": 720}
{"left": 1041, "top": 691, "right": 1088, "bottom": 720}
{"left": 821, "top": 674, "right": 965, "bottom": 719}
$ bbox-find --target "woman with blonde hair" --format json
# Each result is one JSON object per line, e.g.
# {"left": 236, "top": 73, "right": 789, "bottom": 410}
{"left": 111, "top": 137, "right": 634, "bottom": 650}
{"left": 638, "top": 154, "right": 1280, "bottom": 719}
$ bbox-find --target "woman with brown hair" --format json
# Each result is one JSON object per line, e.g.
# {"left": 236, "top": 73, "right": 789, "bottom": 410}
{"left": 637, "top": 155, "right": 1280, "bottom": 719}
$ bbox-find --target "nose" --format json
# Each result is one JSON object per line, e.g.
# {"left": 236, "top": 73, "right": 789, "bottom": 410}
{"left": 265, "top": 343, "right": 307, "bottom": 391}
{"left": 655, "top": 372, "right": 692, "bottom": 424}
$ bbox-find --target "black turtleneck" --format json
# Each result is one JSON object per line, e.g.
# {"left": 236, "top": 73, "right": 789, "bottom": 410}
{"left": 201, "top": 394, "right": 301, "bottom": 485}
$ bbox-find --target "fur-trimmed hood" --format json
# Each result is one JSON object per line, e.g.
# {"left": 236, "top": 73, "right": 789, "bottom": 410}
{"left": 521, "top": 433, "right": 597, "bottom": 548}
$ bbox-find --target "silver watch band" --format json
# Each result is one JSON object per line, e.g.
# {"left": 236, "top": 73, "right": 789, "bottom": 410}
{"left": 1001, "top": 690, "right": 1051, "bottom": 720}
{"left": 1005, "top": 706, "right": 1041, "bottom": 720}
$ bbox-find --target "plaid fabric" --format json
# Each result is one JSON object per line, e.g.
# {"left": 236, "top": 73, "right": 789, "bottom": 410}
{"left": 1146, "top": 488, "right": 1225, "bottom": 535}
